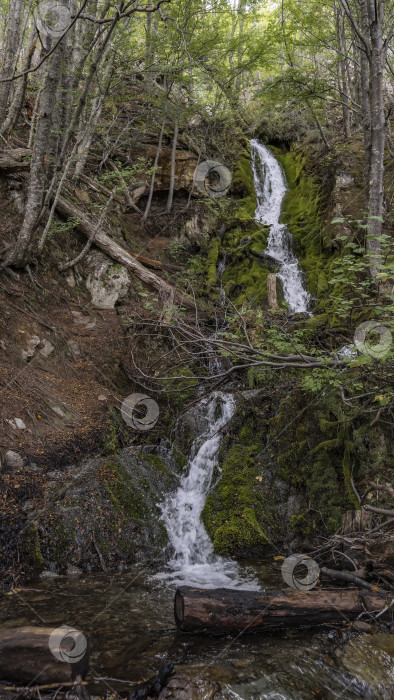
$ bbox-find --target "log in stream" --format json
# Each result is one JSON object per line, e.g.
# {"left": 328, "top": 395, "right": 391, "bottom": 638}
{"left": 174, "top": 586, "right": 388, "bottom": 633}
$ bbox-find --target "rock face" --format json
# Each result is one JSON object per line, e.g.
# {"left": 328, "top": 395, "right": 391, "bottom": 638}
{"left": 25, "top": 442, "right": 180, "bottom": 573}
{"left": 147, "top": 146, "right": 198, "bottom": 192}
{"left": 339, "top": 633, "right": 394, "bottom": 698}
{"left": 86, "top": 251, "right": 131, "bottom": 309}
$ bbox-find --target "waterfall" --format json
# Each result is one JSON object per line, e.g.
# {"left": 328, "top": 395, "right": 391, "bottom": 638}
{"left": 250, "top": 139, "right": 311, "bottom": 314}
{"left": 156, "top": 392, "right": 258, "bottom": 589}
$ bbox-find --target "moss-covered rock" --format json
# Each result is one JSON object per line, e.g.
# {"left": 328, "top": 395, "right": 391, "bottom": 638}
{"left": 28, "top": 448, "right": 179, "bottom": 573}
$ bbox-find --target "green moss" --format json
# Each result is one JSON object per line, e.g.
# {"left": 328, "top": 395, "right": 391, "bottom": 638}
{"left": 206, "top": 238, "right": 220, "bottom": 287}
{"left": 276, "top": 148, "right": 326, "bottom": 300}
{"left": 21, "top": 521, "right": 45, "bottom": 572}
{"left": 202, "top": 444, "right": 271, "bottom": 555}
{"left": 163, "top": 365, "right": 197, "bottom": 408}
{"left": 101, "top": 460, "right": 146, "bottom": 520}
{"left": 141, "top": 454, "right": 168, "bottom": 473}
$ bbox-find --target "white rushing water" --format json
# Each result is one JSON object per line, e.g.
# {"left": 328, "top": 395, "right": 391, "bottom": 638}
{"left": 250, "top": 139, "right": 311, "bottom": 314}
{"left": 157, "top": 391, "right": 259, "bottom": 589}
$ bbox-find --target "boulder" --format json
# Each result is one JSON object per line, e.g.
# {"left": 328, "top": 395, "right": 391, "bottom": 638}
{"left": 86, "top": 251, "right": 131, "bottom": 309}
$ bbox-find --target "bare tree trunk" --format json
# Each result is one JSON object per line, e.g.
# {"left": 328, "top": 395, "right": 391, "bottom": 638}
{"left": 166, "top": 118, "right": 179, "bottom": 212}
{"left": 359, "top": 0, "right": 372, "bottom": 193}
{"left": 0, "top": 28, "right": 37, "bottom": 138}
{"left": 2, "top": 42, "right": 65, "bottom": 268}
{"left": 365, "top": 0, "right": 386, "bottom": 278}
{"left": 0, "top": 0, "right": 25, "bottom": 131}
{"left": 336, "top": 4, "right": 351, "bottom": 138}
{"left": 74, "top": 48, "right": 114, "bottom": 178}
{"left": 142, "top": 112, "right": 166, "bottom": 222}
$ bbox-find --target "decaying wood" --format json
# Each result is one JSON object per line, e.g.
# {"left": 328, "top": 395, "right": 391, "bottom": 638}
{"left": 267, "top": 273, "right": 279, "bottom": 309}
{"left": 0, "top": 627, "right": 89, "bottom": 684}
{"left": 55, "top": 196, "right": 194, "bottom": 308}
{"left": 174, "top": 586, "right": 388, "bottom": 634}
{"left": 340, "top": 509, "right": 373, "bottom": 534}
{"left": 0, "top": 148, "right": 31, "bottom": 171}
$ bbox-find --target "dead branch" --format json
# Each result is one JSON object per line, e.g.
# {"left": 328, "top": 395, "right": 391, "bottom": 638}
{"left": 55, "top": 196, "right": 195, "bottom": 308}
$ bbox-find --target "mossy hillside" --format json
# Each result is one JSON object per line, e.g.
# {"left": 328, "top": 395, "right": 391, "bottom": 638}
{"left": 204, "top": 146, "right": 276, "bottom": 305}
{"left": 202, "top": 395, "right": 286, "bottom": 555}
{"left": 265, "top": 384, "right": 390, "bottom": 536}
{"left": 274, "top": 146, "right": 328, "bottom": 302}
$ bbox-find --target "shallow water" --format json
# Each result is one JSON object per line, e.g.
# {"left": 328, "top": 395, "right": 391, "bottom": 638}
{"left": 0, "top": 563, "right": 390, "bottom": 699}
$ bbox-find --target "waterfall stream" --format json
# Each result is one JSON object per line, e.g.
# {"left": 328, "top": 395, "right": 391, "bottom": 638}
{"left": 250, "top": 140, "right": 311, "bottom": 314}
{"left": 157, "top": 392, "right": 258, "bottom": 589}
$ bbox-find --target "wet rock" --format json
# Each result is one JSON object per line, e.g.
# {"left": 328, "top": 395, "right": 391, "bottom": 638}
{"left": 4, "top": 450, "right": 25, "bottom": 469}
{"left": 340, "top": 633, "right": 394, "bottom": 696}
{"left": 39, "top": 570, "right": 60, "bottom": 579}
{"left": 351, "top": 621, "right": 377, "bottom": 632}
{"left": 158, "top": 676, "right": 221, "bottom": 700}
{"left": 25, "top": 447, "right": 179, "bottom": 573}
{"left": 86, "top": 251, "right": 131, "bottom": 309}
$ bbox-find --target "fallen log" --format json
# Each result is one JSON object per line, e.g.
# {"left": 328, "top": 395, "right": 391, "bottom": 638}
{"left": 0, "top": 150, "right": 31, "bottom": 172}
{"left": 55, "top": 196, "right": 194, "bottom": 308}
{"left": 0, "top": 626, "right": 89, "bottom": 684}
{"left": 174, "top": 586, "right": 388, "bottom": 634}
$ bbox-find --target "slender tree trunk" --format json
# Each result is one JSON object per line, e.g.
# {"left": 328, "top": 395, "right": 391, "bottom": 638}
{"left": 359, "top": 0, "right": 372, "bottom": 194}
{"left": 336, "top": 5, "right": 351, "bottom": 138}
{"left": 365, "top": 0, "right": 386, "bottom": 278}
{"left": 0, "top": 28, "right": 37, "bottom": 138}
{"left": 0, "top": 0, "right": 24, "bottom": 131}
{"left": 2, "top": 43, "right": 65, "bottom": 268}
{"left": 166, "top": 118, "right": 179, "bottom": 212}
{"left": 142, "top": 112, "right": 166, "bottom": 222}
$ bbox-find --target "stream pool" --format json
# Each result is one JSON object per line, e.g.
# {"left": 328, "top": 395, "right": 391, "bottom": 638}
{"left": 1, "top": 563, "right": 393, "bottom": 699}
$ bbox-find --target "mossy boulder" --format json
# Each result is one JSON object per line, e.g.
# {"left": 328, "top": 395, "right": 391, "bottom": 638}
{"left": 27, "top": 447, "right": 179, "bottom": 573}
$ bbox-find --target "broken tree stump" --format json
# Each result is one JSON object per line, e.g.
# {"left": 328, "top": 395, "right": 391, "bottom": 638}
{"left": 267, "top": 273, "right": 279, "bottom": 309}
{"left": 174, "top": 586, "right": 388, "bottom": 634}
{"left": 0, "top": 627, "right": 89, "bottom": 684}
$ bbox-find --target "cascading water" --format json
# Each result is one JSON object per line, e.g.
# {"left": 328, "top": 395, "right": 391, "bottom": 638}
{"left": 157, "top": 391, "right": 258, "bottom": 589}
{"left": 250, "top": 139, "right": 311, "bottom": 314}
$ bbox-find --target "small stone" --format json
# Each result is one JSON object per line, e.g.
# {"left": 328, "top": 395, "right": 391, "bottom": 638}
{"left": 352, "top": 621, "right": 375, "bottom": 632}
{"left": 67, "top": 340, "right": 80, "bottom": 356}
{"left": 67, "top": 564, "right": 83, "bottom": 576}
{"left": 4, "top": 450, "right": 25, "bottom": 468}
{"left": 27, "top": 335, "right": 41, "bottom": 349}
{"left": 39, "top": 570, "right": 60, "bottom": 579}
{"left": 8, "top": 417, "right": 27, "bottom": 430}
{"left": 51, "top": 406, "right": 67, "bottom": 419}
{"left": 39, "top": 339, "right": 55, "bottom": 357}
{"left": 98, "top": 394, "right": 108, "bottom": 401}
{"left": 65, "top": 270, "right": 76, "bottom": 288}
{"left": 0, "top": 340, "right": 7, "bottom": 351}
{"left": 47, "top": 471, "right": 65, "bottom": 479}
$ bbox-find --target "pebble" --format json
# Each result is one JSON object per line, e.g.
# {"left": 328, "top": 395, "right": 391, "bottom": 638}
{"left": 4, "top": 450, "right": 25, "bottom": 468}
